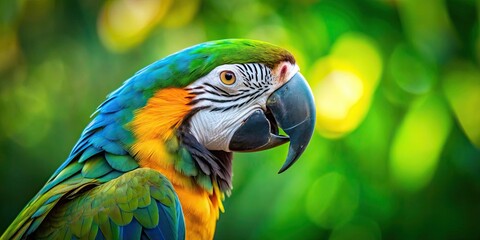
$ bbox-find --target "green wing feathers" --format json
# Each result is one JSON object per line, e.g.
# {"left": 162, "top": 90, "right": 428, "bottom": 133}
{"left": 33, "top": 168, "right": 184, "bottom": 239}
{"left": 2, "top": 162, "right": 99, "bottom": 239}
{"left": 5, "top": 168, "right": 185, "bottom": 239}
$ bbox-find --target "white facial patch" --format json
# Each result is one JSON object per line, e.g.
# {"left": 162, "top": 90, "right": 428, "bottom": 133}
{"left": 188, "top": 105, "right": 265, "bottom": 151}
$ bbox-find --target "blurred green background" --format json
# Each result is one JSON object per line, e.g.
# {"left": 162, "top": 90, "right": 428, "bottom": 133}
{"left": 1, "top": 0, "right": 480, "bottom": 239}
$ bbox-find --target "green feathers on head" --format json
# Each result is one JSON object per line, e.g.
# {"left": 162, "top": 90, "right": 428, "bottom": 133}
{"left": 188, "top": 39, "right": 295, "bottom": 79}
{"left": 131, "top": 39, "right": 296, "bottom": 93}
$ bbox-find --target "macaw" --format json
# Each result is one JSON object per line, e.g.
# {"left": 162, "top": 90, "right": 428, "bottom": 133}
{"left": 2, "top": 39, "right": 316, "bottom": 240}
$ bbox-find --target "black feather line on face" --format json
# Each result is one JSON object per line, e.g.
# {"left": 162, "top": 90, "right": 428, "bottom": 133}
{"left": 204, "top": 83, "right": 229, "bottom": 95}
{"left": 204, "top": 88, "right": 245, "bottom": 97}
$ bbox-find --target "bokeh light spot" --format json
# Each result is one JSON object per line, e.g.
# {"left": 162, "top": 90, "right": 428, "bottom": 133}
{"left": 98, "top": 0, "right": 172, "bottom": 52}
{"left": 310, "top": 33, "right": 382, "bottom": 138}
{"left": 397, "top": 0, "right": 456, "bottom": 62}
{"left": 0, "top": 31, "right": 19, "bottom": 73}
{"left": 316, "top": 70, "right": 363, "bottom": 120}
{"left": 305, "top": 172, "right": 359, "bottom": 229}
{"left": 390, "top": 94, "right": 452, "bottom": 192}
{"left": 388, "top": 43, "right": 436, "bottom": 95}
{"left": 443, "top": 61, "right": 480, "bottom": 148}
{"left": 330, "top": 33, "right": 383, "bottom": 85}
{"left": 3, "top": 86, "right": 51, "bottom": 147}
{"left": 159, "top": 0, "right": 200, "bottom": 28}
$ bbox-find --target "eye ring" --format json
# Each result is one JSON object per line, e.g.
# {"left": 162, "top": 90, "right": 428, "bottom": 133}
{"left": 220, "top": 70, "right": 236, "bottom": 85}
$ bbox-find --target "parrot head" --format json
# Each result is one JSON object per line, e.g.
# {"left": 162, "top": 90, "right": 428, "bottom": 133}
{"left": 183, "top": 47, "right": 315, "bottom": 173}
{"left": 95, "top": 39, "right": 315, "bottom": 193}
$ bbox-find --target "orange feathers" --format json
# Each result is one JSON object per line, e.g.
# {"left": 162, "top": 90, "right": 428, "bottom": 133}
{"left": 130, "top": 88, "right": 221, "bottom": 239}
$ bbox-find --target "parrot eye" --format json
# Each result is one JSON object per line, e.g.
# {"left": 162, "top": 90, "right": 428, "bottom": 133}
{"left": 219, "top": 70, "right": 236, "bottom": 85}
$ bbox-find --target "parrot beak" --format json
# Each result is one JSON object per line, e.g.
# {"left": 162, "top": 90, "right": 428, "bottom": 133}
{"left": 229, "top": 72, "right": 316, "bottom": 173}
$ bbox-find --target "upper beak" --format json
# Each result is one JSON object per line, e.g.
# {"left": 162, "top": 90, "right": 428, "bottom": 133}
{"left": 229, "top": 72, "right": 316, "bottom": 173}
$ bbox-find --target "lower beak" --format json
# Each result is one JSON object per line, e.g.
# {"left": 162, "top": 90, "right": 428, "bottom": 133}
{"left": 228, "top": 72, "right": 316, "bottom": 173}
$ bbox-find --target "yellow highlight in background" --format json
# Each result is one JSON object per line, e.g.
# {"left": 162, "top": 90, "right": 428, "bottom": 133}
{"left": 98, "top": 0, "right": 172, "bottom": 52}
{"left": 390, "top": 94, "right": 452, "bottom": 192}
{"left": 310, "top": 33, "right": 382, "bottom": 138}
{"left": 443, "top": 61, "right": 480, "bottom": 148}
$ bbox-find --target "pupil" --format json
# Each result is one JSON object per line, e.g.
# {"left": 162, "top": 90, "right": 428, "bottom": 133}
{"left": 225, "top": 72, "right": 233, "bottom": 80}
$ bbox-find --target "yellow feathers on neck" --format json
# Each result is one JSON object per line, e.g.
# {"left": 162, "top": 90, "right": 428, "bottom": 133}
{"left": 130, "top": 88, "right": 192, "bottom": 166}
